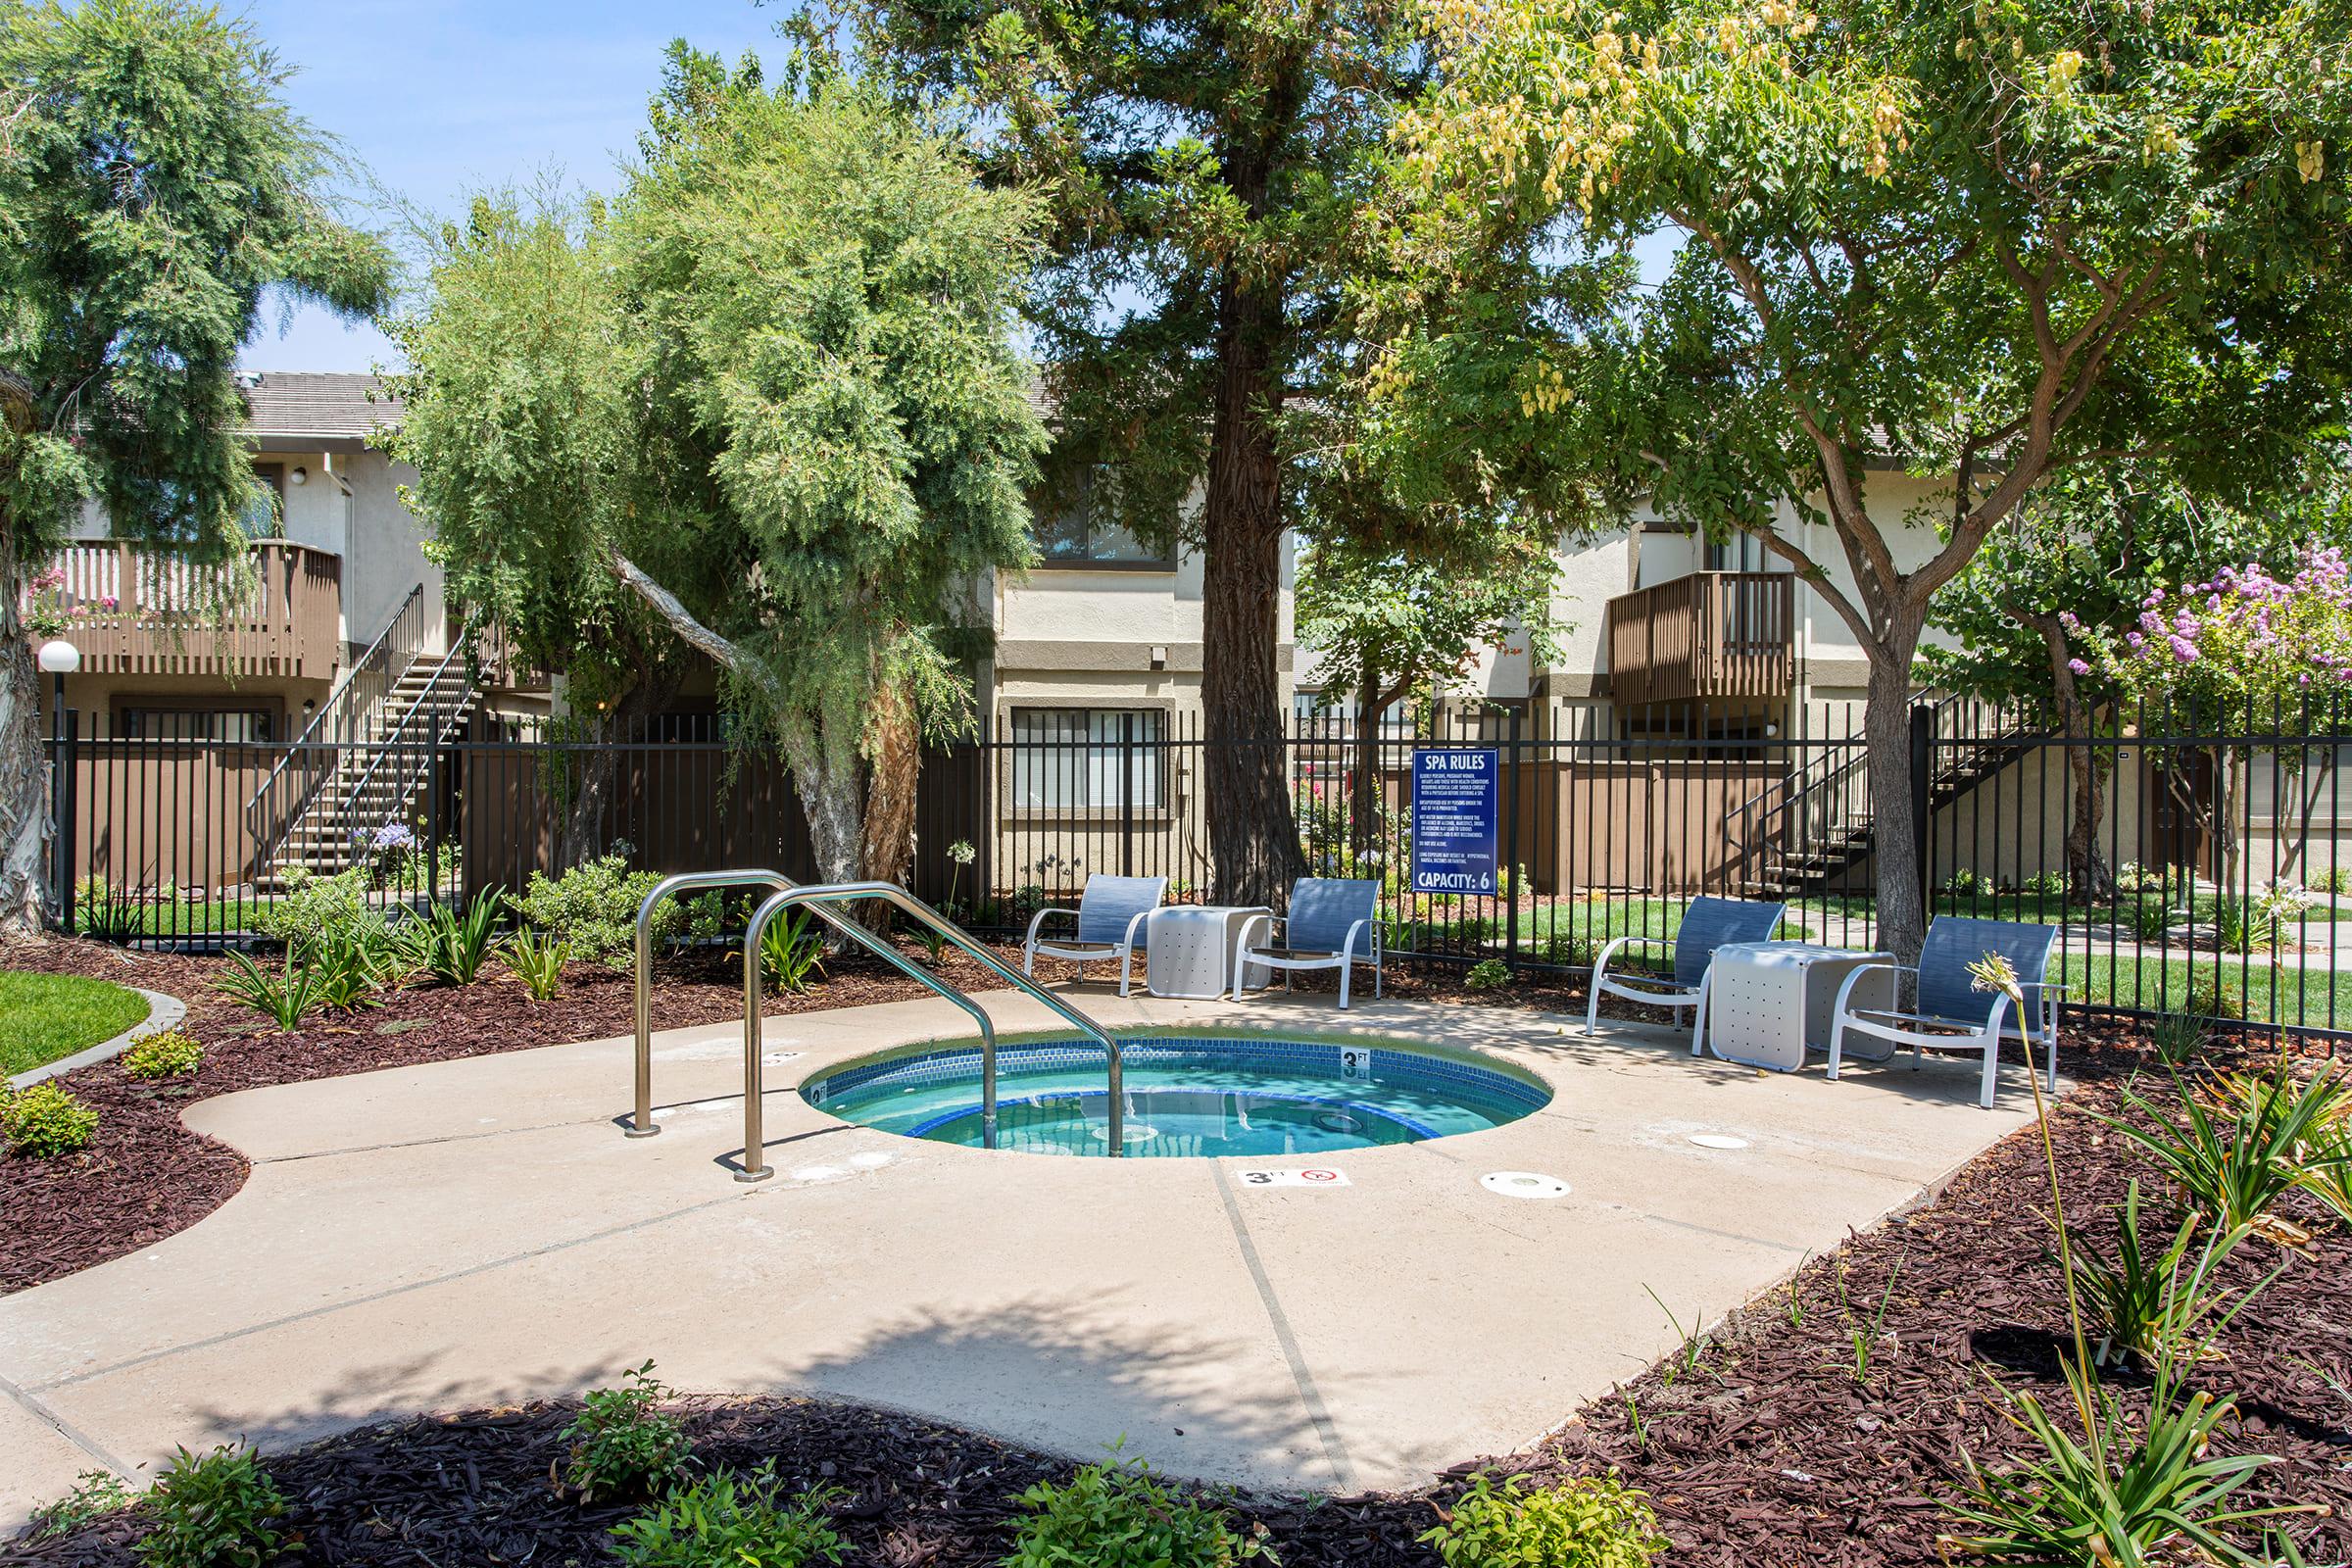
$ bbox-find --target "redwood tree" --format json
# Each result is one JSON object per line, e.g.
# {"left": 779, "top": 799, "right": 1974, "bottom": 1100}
{"left": 827, "top": 0, "right": 1429, "bottom": 906}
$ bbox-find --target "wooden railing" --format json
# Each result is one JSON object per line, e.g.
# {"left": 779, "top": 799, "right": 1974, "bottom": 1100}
{"left": 41, "top": 540, "right": 341, "bottom": 680}
{"left": 1604, "top": 569, "right": 1794, "bottom": 710}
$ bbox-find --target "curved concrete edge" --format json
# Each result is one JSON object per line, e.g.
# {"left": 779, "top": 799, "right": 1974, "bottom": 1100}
{"left": 6, "top": 987, "right": 188, "bottom": 1091}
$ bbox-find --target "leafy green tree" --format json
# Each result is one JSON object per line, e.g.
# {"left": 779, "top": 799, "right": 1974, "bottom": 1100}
{"left": 1925, "top": 466, "right": 2343, "bottom": 897}
{"left": 0, "top": 0, "right": 393, "bottom": 940}
{"left": 382, "top": 190, "right": 698, "bottom": 865}
{"left": 1389, "top": 0, "right": 2352, "bottom": 956}
{"left": 827, "top": 0, "right": 1429, "bottom": 906}
{"left": 388, "top": 53, "right": 1044, "bottom": 886}
{"left": 1297, "top": 528, "right": 1562, "bottom": 851}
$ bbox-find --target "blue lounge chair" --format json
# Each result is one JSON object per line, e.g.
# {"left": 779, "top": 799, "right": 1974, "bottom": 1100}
{"left": 1232, "top": 878, "right": 1384, "bottom": 1009}
{"left": 1023, "top": 874, "right": 1168, "bottom": 996}
{"left": 1828, "top": 917, "right": 2061, "bottom": 1108}
{"left": 1584, "top": 894, "right": 1788, "bottom": 1045}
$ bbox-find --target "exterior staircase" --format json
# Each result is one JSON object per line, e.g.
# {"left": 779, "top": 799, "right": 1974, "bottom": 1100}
{"left": 245, "top": 588, "right": 482, "bottom": 892}
{"left": 1733, "top": 695, "right": 2042, "bottom": 900}
{"left": 257, "top": 652, "right": 479, "bottom": 888}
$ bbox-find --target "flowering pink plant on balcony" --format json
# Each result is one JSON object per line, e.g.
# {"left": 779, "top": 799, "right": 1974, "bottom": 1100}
{"left": 18, "top": 564, "right": 70, "bottom": 638}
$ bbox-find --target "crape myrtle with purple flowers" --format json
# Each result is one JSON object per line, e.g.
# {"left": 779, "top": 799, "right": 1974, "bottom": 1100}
{"left": 2070, "top": 546, "right": 2352, "bottom": 899}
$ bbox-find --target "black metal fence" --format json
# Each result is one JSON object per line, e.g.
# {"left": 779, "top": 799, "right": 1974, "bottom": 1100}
{"left": 41, "top": 697, "right": 2352, "bottom": 1038}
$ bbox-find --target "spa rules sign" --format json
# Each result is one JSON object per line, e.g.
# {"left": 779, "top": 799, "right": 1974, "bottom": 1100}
{"left": 1410, "top": 748, "right": 1500, "bottom": 895}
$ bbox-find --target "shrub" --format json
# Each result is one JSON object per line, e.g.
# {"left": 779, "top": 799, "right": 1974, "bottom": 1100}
{"left": 2183, "top": 973, "right": 2241, "bottom": 1020}
{"left": 2144, "top": 1011, "right": 2205, "bottom": 1067}
{"left": 2308, "top": 865, "right": 2352, "bottom": 896}
{"left": 511, "top": 855, "right": 670, "bottom": 970}
{"left": 609, "top": 1465, "right": 847, "bottom": 1568}
{"left": 1542, "top": 934, "right": 1596, "bottom": 969}
{"left": 210, "top": 952, "right": 320, "bottom": 1031}
{"left": 2066, "top": 1181, "right": 2271, "bottom": 1368}
{"left": 418, "top": 896, "right": 502, "bottom": 985}
{"left": 1003, "top": 1455, "right": 1273, "bottom": 1568}
{"left": 28, "top": 1470, "right": 135, "bottom": 1539}
{"left": 1942, "top": 1359, "right": 2293, "bottom": 1567}
{"left": 2126, "top": 896, "right": 2180, "bottom": 945}
{"left": 254, "top": 866, "right": 377, "bottom": 959}
{"left": 2, "top": 1082, "right": 100, "bottom": 1157}
{"left": 133, "top": 1444, "right": 285, "bottom": 1568}
{"left": 505, "top": 927, "right": 569, "bottom": 1002}
{"left": 1940, "top": 868, "right": 1993, "bottom": 901}
{"left": 758, "top": 909, "right": 827, "bottom": 995}
{"left": 1465, "top": 957, "right": 1512, "bottom": 991}
{"left": 307, "top": 930, "right": 388, "bottom": 1012}
{"left": 1421, "top": 1472, "right": 1666, "bottom": 1568}
{"left": 2096, "top": 1060, "right": 2351, "bottom": 1243}
{"left": 564, "top": 1361, "right": 691, "bottom": 1501}
{"left": 122, "top": 1029, "right": 204, "bottom": 1080}
{"left": 75, "top": 877, "right": 144, "bottom": 944}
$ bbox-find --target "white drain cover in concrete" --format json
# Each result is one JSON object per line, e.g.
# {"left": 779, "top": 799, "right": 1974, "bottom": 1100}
{"left": 1689, "top": 1133, "right": 1750, "bottom": 1151}
{"left": 1481, "top": 1170, "right": 1572, "bottom": 1200}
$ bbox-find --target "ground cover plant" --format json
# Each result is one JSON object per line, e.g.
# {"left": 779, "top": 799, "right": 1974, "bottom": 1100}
{"left": 0, "top": 972, "right": 148, "bottom": 1076}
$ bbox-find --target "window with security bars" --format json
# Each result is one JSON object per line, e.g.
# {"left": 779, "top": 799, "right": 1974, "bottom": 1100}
{"left": 1010, "top": 709, "right": 1165, "bottom": 809}
{"left": 119, "top": 708, "right": 273, "bottom": 742}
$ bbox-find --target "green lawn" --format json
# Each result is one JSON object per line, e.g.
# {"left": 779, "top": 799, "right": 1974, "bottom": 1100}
{"left": 0, "top": 971, "right": 152, "bottom": 1077}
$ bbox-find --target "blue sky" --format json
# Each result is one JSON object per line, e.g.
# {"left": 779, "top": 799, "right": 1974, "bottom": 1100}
{"left": 237, "top": 0, "right": 792, "bottom": 373}
{"left": 238, "top": 2, "right": 1681, "bottom": 373}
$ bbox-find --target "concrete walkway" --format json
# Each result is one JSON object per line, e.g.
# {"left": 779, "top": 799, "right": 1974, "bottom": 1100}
{"left": 0, "top": 989, "right": 2044, "bottom": 1526}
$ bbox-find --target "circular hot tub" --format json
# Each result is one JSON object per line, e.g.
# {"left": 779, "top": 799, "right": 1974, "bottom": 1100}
{"left": 799, "top": 1031, "right": 1550, "bottom": 1158}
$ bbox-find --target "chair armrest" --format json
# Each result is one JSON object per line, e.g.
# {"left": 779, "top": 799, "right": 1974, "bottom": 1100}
{"left": 1340, "top": 917, "right": 1370, "bottom": 962}
{"left": 1830, "top": 961, "right": 1912, "bottom": 1018}
{"left": 1122, "top": 908, "right": 1152, "bottom": 950}
{"left": 1590, "top": 933, "right": 1670, "bottom": 977}
{"left": 1024, "top": 906, "right": 1082, "bottom": 946}
{"left": 1235, "top": 912, "right": 1283, "bottom": 952}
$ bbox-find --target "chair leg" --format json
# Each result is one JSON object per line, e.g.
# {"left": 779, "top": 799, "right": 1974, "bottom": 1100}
{"left": 1978, "top": 1037, "right": 2000, "bottom": 1109}
{"left": 1585, "top": 965, "right": 1604, "bottom": 1037}
{"left": 1374, "top": 956, "right": 1382, "bottom": 1000}
{"left": 1118, "top": 949, "right": 1133, "bottom": 999}
{"left": 1690, "top": 972, "right": 1711, "bottom": 1057}
{"left": 1023, "top": 946, "right": 1036, "bottom": 979}
{"left": 1827, "top": 1016, "right": 1846, "bottom": 1082}
{"left": 1339, "top": 963, "right": 1351, "bottom": 1011}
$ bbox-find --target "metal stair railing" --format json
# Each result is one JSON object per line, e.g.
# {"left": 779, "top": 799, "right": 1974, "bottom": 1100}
{"left": 331, "top": 628, "right": 477, "bottom": 850}
{"left": 245, "top": 583, "right": 428, "bottom": 870}
{"left": 625, "top": 873, "right": 1128, "bottom": 1179}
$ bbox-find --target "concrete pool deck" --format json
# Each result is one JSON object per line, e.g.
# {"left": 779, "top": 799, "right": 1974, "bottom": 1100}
{"left": 0, "top": 988, "right": 2047, "bottom": 1526}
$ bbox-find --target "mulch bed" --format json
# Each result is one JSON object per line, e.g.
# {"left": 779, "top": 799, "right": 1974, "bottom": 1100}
{"left": 0, "top": 936, "right": 1036, "bottom": 1297}
{"left": 7, "top": 949, "right": 2349, "bottom": 1565}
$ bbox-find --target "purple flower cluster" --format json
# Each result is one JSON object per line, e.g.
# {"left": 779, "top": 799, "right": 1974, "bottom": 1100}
{"left": 2075, "top": 545, "right": 2352, "bottom": 698}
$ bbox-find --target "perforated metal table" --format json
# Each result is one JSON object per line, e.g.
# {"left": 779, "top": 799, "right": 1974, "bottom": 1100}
{"left": 1700, "top": 941, "right": 1896, "bottom": 1072}
{"left": 1144, "top": 906, "right": 1274, "bottom": 999}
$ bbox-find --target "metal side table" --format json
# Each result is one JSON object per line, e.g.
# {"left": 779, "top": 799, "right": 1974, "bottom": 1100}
{"left": 1145, "top": 906, "right": 1275, "bottom": 999}
{"left": 1699, "top": 941, "right": 1896, "bottom": 1072}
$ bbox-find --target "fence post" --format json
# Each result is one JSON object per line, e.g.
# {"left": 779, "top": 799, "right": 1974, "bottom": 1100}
{"left": 1502, "top": 703, "right": 1522, "bottom": 971}
{"left": 1908, "top": 701, "right": 1935, "bottom": 901}
{"left": 1120, "top": 710, "right": 1136, "bottom": 878}
{"left": 426, "top": 720, "right": 445, "bottom": 912}
{"left": 49, "top": 708, "right": 78, "bottom": 930}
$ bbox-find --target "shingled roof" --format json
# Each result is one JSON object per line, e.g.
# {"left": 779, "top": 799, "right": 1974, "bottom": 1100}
{"left": 235, "top": 371, "right": 402, "bottom": 443}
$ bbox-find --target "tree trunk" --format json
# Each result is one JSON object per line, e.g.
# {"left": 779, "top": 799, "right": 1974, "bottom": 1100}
{"left": 859, "top": 670, "right": 921, "bottom": 893}
{"left": 0, "top": 568, "right": 50, "bottom": 944}
{"left": 1200, "top": 270, "right": 1305, "bottom": 908}
{"left": 1349, "top": 667, "right": 1383, "bottom": 861}
{"left": 1864, "top": 635, "right": 1928, "bottom": 962}
{"left": 557, "top": 662, "right": 682, "bottom": 868}
{"left": 780, "top": 711, "right": 863, "bottom": 887}
{"left": 2030, "top": 614, "right": 2111, "bottom": 900}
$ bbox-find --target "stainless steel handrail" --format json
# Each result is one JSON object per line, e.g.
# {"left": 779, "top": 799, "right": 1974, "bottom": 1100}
{"left": 739, "top": 882, "right": 1128, "bottom": 1182}
{"left": 630, "top": 870, "right": 793, "bottom": 1137}
{"left": 628, "top": 869, "right": 1005, "bottom": 1153}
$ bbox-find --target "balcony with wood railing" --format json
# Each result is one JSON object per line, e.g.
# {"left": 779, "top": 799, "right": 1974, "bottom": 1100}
{"left": 1604, "top": 569, "right": 1794, "bottom": 710}
{"left": 36, "top": 540, "right": 342, "bottom": 681}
